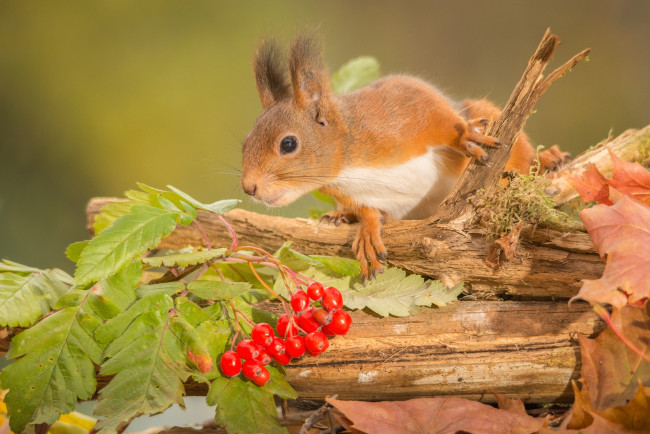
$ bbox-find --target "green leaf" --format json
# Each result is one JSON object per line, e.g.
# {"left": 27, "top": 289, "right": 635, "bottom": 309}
{"left": 93, "top": 200, "right": 135, "bottom": 234}
{"left": 331, "top": 56, "right": 380, "bottom": 94}
{"left": 0, "top": 259, "right": 44, "bottom": 274}
{"left": 187, "top": 280, "right": 251, "bottom": 300}
{"left": 166, "top": 185, "right": 240, "bottom": 214}
{"left": 75, "top": 205, "right": 179, "bottom": 286}
{"left": 0, "top": 269, "right": 71, "bottom": 327}
{"left": 207, "top": 376, "right": 287, "bottom": 434}
{"left": 310, "top": 255, "right": 360, "bottom": 277}
{"left": 65, "top": 240, "right": 90, "bottom": 263}
{"left": 342, "top": 268, "right": 462, "bottom": 316}
{"left": 135, "top": 282, "right": 185, "bottom": 298}
{"left": 0, "top": 292, "right": 103, "bottom": 432}
{"left": 93, "top": 304, "right": 192, "bottom": 433}
{"left": 274, "top": 266, "right": 461, "bottom": 317}
{"left": 142, "top": 248, "right": 226, "bottom": 268}
{"left": 311, "top": 190, "right": 336, "bottom": 206}
{"left": 264, "top": 365, "right": 298, "bottom": 400}
{"left": 93, "top": 293, "right": 174, "bottom": 344}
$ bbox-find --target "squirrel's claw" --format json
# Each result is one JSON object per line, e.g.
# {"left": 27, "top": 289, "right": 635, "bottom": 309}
{"left": 352, "top": 209, "right": 386, "bottom": 283}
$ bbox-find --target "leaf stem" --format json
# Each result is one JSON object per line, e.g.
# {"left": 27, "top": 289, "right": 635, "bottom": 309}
{"left": 594, "top": 304, "right": 650, "bottom": 363}
{"left": 218, "top": 215, "right": 238, "bottom": 251}
{"left": 193, "top": 220, "right": 212, "bottom": 249}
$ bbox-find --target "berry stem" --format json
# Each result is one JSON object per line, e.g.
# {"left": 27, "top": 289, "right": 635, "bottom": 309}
{"left": 218, "top": 214, "right": 238, "bottom": 251}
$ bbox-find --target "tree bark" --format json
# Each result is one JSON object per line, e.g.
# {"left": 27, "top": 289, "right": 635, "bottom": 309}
{"left": 91, "top": 300, "right": 603, "bottom": 403}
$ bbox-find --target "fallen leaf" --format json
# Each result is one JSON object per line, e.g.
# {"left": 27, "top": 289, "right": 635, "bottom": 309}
{"left": 578, "top": 305, "right": 650, "bottom": 410}
{"left": 568, "top": 163, "right": 612, "bottom": 205}
{"left": 608, "top": 149, "right": 650, "bottom": 205}
{"left": 494, "top": 393, "right": 528, "bottom": 417}
{"left": 326, "top": 397, "right": 544, "bottom": 434}
{"left": 571, "top": 196, "right": 650, "bottom": 308}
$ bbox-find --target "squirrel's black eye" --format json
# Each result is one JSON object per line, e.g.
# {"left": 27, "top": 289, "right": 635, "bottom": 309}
{"left": 280, "top": 136, "right": 298, "bottom": 155}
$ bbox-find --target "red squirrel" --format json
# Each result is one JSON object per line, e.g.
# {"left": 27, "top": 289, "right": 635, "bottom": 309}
{"left": 241, "top": 33, "right": 569, "bottom": 280}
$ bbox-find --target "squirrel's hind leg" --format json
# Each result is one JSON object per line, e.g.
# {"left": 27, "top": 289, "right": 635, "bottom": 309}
{"left": 352, "top": 207, "right": 387, "bottom": 283}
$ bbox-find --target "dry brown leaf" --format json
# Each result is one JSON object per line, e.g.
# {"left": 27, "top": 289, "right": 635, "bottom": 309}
{"left": 578, "top": 305, "right": 650, "bottom": 410}
{"left": 494, "top": 393, "right": 528, "bottom": 417}
{"left": 571, "top": 196, "right": 650, "bottom": 308}
{"left": 326, "top": 397, "right": 544, "bottom": 434}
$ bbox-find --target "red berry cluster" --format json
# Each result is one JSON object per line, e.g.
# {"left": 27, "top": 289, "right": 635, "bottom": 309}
{"left": 219, "top": 282, "right": 352, "bottom": 386}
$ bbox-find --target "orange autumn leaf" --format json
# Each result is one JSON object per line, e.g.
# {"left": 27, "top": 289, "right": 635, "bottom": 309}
{"left": 578, "top": 305, "right": 650, "bottom": 411}
{"left": 187, "top": 349, "right": 213, "bottom": 373}
{"left": 608, "top": 149, "right": 650, "bottom": 205}
{"left": 571, "top": 196, "right": 650, "bottom": 308}
{"left": 568, "top": 162, "right": 612, "bottom": 205}
{"left": 326, "top": 397, "right": 545, "bottom": 434}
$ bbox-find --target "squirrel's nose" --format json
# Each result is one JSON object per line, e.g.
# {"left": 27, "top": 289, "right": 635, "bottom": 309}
{"left": 242, "top": 182, "right": 257, "bottom": 196}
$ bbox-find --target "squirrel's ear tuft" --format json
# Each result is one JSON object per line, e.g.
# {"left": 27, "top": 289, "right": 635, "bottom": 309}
{"left": 289, "top": 31, "right": 331, "bottom": 111}
{"left": 253, "top": 38, "right": 291, "bottom": 109}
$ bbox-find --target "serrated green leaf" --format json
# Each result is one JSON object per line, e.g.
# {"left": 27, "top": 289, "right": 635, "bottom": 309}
{"left": 310, "top": 255, "right": 360, "bottom": 276}
{"left": 331, "top": 56, "right": 380, "bottom": 94}
{"left": 142, "top": 248, "right": 226, "bottom": 268}
{"left": 93, "top": 200, "right": 135, "bottom": 234}
{"left": 75, "top": 205, "right": 179, "bottom": 286}
{"left": 65, "top": 240, "right": 90, "bottom": 263}
{"left": 157, "top": 196, "right": 182, "bottom": 213}
{"left": 94, "top": 306, "right": 192, "bottom": 433}
{"left": 207, "top": 376, "right": 287, "bottom": 434}
{"left": 135, "top": 282, "right": 185, "bottom": 298}
{"left": 194, "top": 319, "right": 231, "bottom": 381}
{"left": 264, "top": 365, "right": 297, "bottom": 400}
{"left": 213, "top": 263, "right": 276, "bottom": 290}
{"left": 166, "top": 185, "right": 240, "bottom": 214}
{"left": 275, "top": 266, "right": 460, "bottom": 317}
{"left": 187, "top": 280, "right": 251, "bottom": 301}
{"left": 175, "top": 297, "right": 211, "bottom": 326}
{"left": 0, "top": 269, "right": 71, "bottom": 327}
{"left": 0, "top": 258, "right": 43, "bottom": 274}
{"left": 0, "top": 292, "right": 103, "bottom": 432}
{"left": 93, "top": 293, "right": 174, "bottom": 344}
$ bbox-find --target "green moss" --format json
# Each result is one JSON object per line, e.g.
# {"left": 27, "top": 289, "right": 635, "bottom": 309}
{"left": 474, "top": 160, "right": 583, "bottom": 239}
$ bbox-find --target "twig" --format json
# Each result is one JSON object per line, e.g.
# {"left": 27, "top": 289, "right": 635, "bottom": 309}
{"left": 299, "top": 395, "right": 338, "bottom": 434}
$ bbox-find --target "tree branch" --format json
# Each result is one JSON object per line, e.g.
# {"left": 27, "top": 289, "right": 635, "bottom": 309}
{"left": 433, "top": 29, "right": 590, "bottom": 224}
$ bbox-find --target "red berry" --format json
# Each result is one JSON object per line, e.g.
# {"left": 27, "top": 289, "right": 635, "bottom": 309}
{"left": 273, "top": 351, "right": 292, "bottom": 365}
{"left": 297, "top": 309, "right": 320, "bottom": 333}
{"left": 251, "top": 323, "right": 275, "bottom": 347}
{"left": 254, "top": 347, "right": 272, "bottom": 365}
{"left": 242, "top": 359, "right": 269, "bottom": 386}
{"left": 290, "top": 290, "right": 310, "bottom": 313}
{"left": 307, "top": 282, "right": 325, "bottom": 300}
{"left": 311, "top": 307, "right": 331, "bottom": 326}
{"left": 252, "top": 366, "right": 270, "bottom": 386}
{"left": 236, "top": 339, "right": 260, "bottom": 360}
{"left": 266, "top": 337, "right": 287, "bottom": 358}
{"left": 276, "top": 314, "right": 298, "bottom": 338}
{"left": 325, "top": 310, "right": 352, "bottom": 335}
{"left": 304, "top": 331, "right": 329, "bottom": 355}
{"left": 321, "top": 287, "right": 343, "bottom": 311}
{"left": 285, "top": 335, "right": 306, "bottom": 358}
{"left": 219, "top": 350, "right": 242, "bottom": 377}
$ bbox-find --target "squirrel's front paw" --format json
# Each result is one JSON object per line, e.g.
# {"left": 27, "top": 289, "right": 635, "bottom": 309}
{"left": 352, "top": 218, "right": 387, "bottom": 284}
{"left": 459, "top": 118, "right": 502, "bottom": 164}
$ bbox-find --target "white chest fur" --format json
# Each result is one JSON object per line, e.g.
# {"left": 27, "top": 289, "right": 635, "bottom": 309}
{"left": 327, "top": 147, "right": 459, "bottom": 219}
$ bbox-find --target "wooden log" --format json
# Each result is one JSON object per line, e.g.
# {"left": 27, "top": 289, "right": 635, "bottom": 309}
{"left": 87, "top": 198, "right": 602, "bottom": 300}
{"left": 549, "top": 124, "right": 650, "bottom": 206}
{"left": 88, "top": 300, "right": 603, "bottom": 403}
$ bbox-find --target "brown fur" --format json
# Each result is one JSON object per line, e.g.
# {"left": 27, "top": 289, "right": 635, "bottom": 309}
{"left": 241, "top": 33, "right": 569, "bottom": 280}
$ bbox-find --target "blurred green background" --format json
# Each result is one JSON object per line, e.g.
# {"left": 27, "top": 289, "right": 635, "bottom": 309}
{"left": 1, "top": 1, "right": 649, "bottom": 273}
